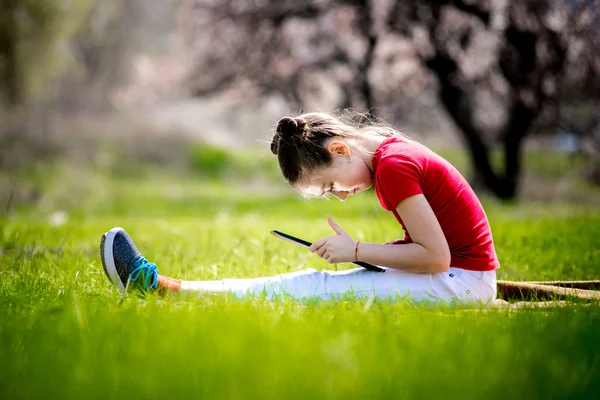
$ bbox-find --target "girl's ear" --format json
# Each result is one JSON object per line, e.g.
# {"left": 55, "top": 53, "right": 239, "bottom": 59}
{"left": 327, "top": 140, "right": 351, "bottom": 157}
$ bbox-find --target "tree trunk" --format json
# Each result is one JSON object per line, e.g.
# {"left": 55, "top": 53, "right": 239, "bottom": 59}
{"left": 427, "top": 54, "right": 520, "bottom": 199}
{"left": 0, "top": 0, "right": 22, "bottom": 106}
{"left": 501, "top": 105, "right": 532, "bottom": 198}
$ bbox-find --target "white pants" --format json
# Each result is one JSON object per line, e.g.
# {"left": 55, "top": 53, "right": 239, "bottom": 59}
{"left": 180, "top": 266, "right": 497, "bottom": 305}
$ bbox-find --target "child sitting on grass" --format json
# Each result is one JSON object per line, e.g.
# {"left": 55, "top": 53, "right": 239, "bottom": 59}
{"left": 100, "top": 111, "right": 498, "bottom": 304}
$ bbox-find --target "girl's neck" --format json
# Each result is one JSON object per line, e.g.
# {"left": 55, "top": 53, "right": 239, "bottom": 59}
{"left": 353, "top": 133, "right": 388, "bottom": 173}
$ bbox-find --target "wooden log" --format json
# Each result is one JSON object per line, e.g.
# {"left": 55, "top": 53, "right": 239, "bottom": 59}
{"left": 522, "top": 280, "right": 600, "bottom": 290}
{"left": 496, "top": 280, "right": 600, "bottom": 301}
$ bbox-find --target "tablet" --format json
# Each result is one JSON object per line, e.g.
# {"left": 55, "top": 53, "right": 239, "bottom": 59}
{"left": 271, "top": 230, "right": 385, "bottom": 273}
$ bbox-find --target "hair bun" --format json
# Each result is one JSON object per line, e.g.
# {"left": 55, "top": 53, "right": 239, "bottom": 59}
{"left": 276, "top": 117, "right": 298, "bottom": 137}
{"left": 271, "top": 116, "right": 308, "bottom": 155}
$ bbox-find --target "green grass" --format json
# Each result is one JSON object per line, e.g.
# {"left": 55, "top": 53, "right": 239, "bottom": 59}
{"left": 2, "top": 152, "right": 600, "bottom": 399}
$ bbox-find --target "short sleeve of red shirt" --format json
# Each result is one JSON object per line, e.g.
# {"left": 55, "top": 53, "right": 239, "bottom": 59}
{"left": 376, "top": 155, "right": 423, "bottom": 209}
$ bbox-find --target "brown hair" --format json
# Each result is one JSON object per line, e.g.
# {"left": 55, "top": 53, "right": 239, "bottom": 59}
{"left": 270, "top": 111, "right": 393, "bottom": 186}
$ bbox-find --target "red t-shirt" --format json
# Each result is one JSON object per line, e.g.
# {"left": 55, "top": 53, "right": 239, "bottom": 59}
{"left": 372, "top": 135, "right": 499, "bottom": 271}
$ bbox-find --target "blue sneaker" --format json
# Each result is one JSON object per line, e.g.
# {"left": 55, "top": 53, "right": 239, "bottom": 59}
{"left": 100, "top": 227, "right": 159, "bottom": 294}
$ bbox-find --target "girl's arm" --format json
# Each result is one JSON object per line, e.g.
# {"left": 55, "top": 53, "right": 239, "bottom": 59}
{"left": 356, "top": 194, "right": 451, "bottom": 273}
{"left": 310, "top": 195, "right": 450, "bottom": 273}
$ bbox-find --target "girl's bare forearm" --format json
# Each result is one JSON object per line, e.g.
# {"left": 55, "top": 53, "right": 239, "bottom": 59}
{"left": 357, "top": 242, "right": 449, "bottom": 273}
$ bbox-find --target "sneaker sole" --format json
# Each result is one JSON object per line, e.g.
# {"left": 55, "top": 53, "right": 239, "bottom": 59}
{"left": 101, "top": 227, "right": 127, "bottom": 294}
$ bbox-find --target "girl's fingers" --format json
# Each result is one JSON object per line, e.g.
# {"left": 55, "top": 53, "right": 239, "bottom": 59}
{"left": 309, "top": 238, "right": 327, "bottom": 252}
{"left": 310, "top": 235, "right": 336, "bottom": 252}
{"left": 324, "top": 252, "right": 333, "bottom": 263}
{"left": 328, "top": 217, "right": 346, "bottom": 235}
{"left": 317, "top": 246, "right": 328, "bottom": 258}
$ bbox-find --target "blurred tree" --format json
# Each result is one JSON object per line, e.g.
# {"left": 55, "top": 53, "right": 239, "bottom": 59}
{"left": 391, "top": 0, "right": 600, "bottom": 198}
{"left": 180, "top": 0, "right": 600, "bottom": 199}
{"left": 0, "top": 0, "right": 93, "bottom": 108}
{"left": 0, "top": 0, "right": 158, "bottom": 112}
{"left": 178, "top": 0, "right": 414, "bottom": 110}
{"left": 58, "top": 1, "right": 152, "bottom": 112}
{"left": 0, "top": 0, "right": 168, "bottom": 172}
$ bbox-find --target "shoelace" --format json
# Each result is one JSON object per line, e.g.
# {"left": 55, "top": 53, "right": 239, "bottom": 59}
{"left": 129, "top": 256, "right": 158, "bottom": 290}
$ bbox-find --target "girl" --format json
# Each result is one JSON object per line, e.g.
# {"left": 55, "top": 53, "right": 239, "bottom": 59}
{"left": 100, "top": 112, "right": 499, "bottom": 305}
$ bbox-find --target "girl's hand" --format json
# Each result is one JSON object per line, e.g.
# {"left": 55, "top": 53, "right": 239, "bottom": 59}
{"left": 309, "top": 217, "right": 357, "bottom": 264}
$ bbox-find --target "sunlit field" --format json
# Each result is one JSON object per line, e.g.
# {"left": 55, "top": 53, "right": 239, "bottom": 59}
{"left": 1, "top": 147, "right": 600, "bottom": 399}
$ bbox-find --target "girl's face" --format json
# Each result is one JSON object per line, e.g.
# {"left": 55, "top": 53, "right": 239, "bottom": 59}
{"left": 295, "top": 140, "right": 374, "bottom": 201}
